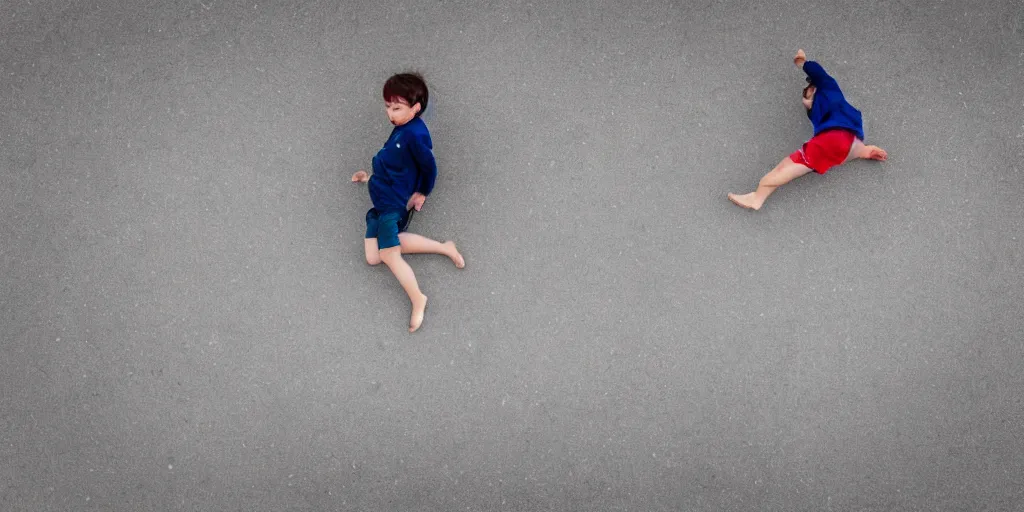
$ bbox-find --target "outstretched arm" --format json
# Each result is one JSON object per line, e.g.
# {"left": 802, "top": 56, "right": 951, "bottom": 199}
{"left": 794, "top": 49, "right": 839, "bottom": 90}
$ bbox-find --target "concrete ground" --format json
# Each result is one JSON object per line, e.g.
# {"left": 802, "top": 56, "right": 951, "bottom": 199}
{"left": 3, "top": 0, "right": 1023, "bottom": 510}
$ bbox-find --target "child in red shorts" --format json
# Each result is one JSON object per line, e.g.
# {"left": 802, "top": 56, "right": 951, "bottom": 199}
{"left": 727, "top": 50, "right": 888, "bottom": 210}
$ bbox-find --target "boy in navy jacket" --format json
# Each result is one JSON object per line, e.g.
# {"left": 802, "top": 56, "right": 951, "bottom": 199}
{"left": 728, "top": 50, "right": 888, "bottom": 210}
{"left": 352, "top": 73, "right": 464, "bottom": 332}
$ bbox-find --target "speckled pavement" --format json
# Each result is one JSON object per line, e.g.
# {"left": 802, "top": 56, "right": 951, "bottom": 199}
{"left": 3, "top": 1, "right": 1023, "bottom": 510}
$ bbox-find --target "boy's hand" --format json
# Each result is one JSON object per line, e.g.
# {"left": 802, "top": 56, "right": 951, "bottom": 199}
{"left": 351, "top": 170, "right": 369, "bottom": 183}
{"left": 794, "top": 49, "right": 807, "bottom": 67}
{"left": 407, "top": 192, "right": 426, "bottom": 211}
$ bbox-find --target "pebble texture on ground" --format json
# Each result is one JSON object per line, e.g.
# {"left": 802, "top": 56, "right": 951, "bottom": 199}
{"left": 2, "top": 1, "right": 1023, "bottom": 510}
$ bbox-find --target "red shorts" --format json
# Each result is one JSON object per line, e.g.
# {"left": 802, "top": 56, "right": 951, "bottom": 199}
{"left": 789, "top": 129, "right": 856, "bottom": 174}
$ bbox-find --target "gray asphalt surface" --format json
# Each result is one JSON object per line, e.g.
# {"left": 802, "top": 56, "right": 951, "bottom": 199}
{"left": 3, "top": 1, "right": 1023, "bottom": 510}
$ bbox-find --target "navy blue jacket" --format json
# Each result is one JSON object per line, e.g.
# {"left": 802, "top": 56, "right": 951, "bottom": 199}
{"left": 368, "top": 117, "right": 437, "bottom": 211}
{"left": 803, "top": 61, "right": 865, "bottom": 141}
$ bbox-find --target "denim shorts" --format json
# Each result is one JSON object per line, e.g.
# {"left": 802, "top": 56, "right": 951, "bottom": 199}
{"left": 365, "top": 208, "right": 413, "bottom": 249}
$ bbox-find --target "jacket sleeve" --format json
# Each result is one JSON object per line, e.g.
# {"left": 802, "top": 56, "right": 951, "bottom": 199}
{"left": 409, "top": 131, "right": 437, "bottom": 196}
{"left": 802, "top": 60, "right": 840, "bottom": 91}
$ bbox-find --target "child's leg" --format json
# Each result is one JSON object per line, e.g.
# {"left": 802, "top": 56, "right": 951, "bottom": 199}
{"left": 845, "top": 138, "right": 888, "bottom": 162}
{"left": 379, "top": 246, "right": 429, "bottom": 333}
{"left": 364, "top": 208, "right": 383, "bottom": 265}
{"left": 364, "top": 238, "right": 382, "bottom": 265}
{"left": 728, "top": 156, "right": 813, "bottom": 210}
{"left": 397, "top": 232, "right": 465, "bottom": 268}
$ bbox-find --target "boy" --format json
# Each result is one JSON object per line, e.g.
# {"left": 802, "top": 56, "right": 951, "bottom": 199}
{"left": 351, "top": 73, "right": 464, "bottom": 333}
{"left": 727, "top": 49, "right": 888, "bottom": 210}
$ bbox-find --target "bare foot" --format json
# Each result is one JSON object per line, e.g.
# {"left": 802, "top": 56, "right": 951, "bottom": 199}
{"left": 865, "top": 145, "right": 888, "bottom": 161}
{"left": 409, "top": 293, "right": 428, "bottom": 333}
{"left": 727, "top": 192, "right": 762, "bottom": 211}
{"left": 352, "top": 170, "right": 369, "bottom": 183}
{"left": 443, "top": 241, "right": 465, "bottom": 269}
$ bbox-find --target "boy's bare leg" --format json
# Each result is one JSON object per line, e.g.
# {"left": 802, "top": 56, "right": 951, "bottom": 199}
{"left": 379, "top": 246, "right": 428, "bottom": 332}
{"left": 728, "top": 157, "right": 813, "bottom": 210}
{"left": 397, "top": 233, "right": 465, "bottom": 268}
{"left": 846, "top": 138, "right": 888, "bottom": 162}
{"left": 364, "top": 238, "right": 382, "bottom": 265}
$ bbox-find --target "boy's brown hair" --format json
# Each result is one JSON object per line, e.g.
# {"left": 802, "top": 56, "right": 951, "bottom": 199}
{"left": 802, "top": 77, "right": 815, "bottom": 99}
{"left": 383, "top": 73, "right": 429, "bottom": 118}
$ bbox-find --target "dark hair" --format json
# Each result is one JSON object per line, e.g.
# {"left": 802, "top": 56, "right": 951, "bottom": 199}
{"left": 383, "top": 73, "right": 428, "bottom": 118}
{"left": 802, "top": 82, "right": 815, "bottom": 99}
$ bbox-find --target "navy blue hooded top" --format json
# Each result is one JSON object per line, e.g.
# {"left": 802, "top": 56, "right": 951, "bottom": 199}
{"left": 803, "top": 60, "right": 865, "bottom": 141}
{"left": 368, "top": 117, "right": 437, "bottom": 211}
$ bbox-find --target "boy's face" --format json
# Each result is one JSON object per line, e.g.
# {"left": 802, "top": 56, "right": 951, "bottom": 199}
{"left": 385, "top": 98, "right": 421, "bottom": 126}
{"left": 801, "top": 85, "right": 816, "bottom": 110}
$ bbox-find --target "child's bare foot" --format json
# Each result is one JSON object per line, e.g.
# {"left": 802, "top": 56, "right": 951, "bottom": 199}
{"left": 727, "top": 192, "right": 763, "bottom": 210}
{"left": 351, "top": 170, "right": 369, "bottom": 183}
{"left": 443, "top": 241, "right": 465, "bottom": 269}
{"left": 864, "top": 145, "right": 887, "bottom": 161}
{"left": 409, "top": 293, "right": 428, "bottom": 333}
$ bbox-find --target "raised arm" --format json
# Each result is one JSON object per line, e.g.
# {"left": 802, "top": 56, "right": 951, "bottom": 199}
{"left": 794, "top": 48, "right": 807, "bottom": 68}
{"left": 794, "top": 49, "right": 839, "bottom": 90}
